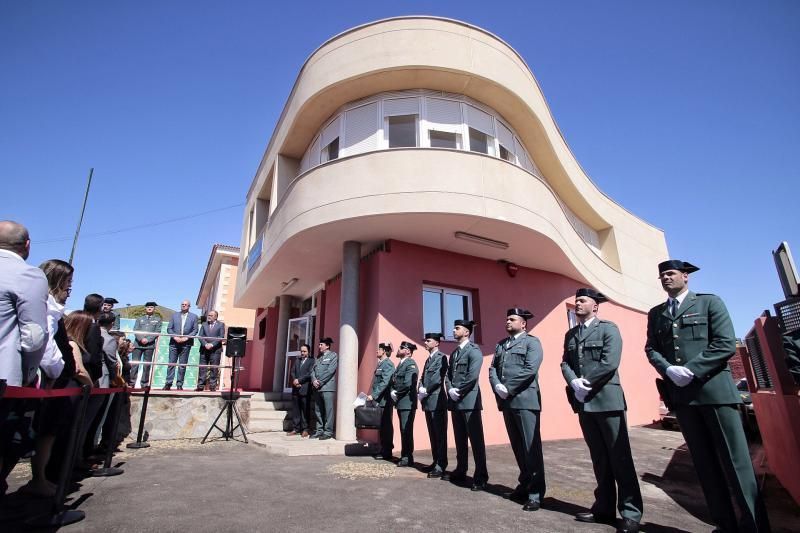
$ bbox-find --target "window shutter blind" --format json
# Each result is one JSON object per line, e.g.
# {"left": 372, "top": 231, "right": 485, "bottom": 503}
{"left": 343, "top": 102, "right": 379, "bottom": 155}
{"left": 383, "top": 97, "right": 419, "bottom": 117}
{"left": 465, "top": 104, "right": 494, "bottom": 136}
{"left": 320, "top": 116, "right": 341, "bottom": 148}
{"left": 426, "top": 98, "right": 462, "bottom": 133}
{"left": 496, "top": 120, "right": 515, "bottom": 151}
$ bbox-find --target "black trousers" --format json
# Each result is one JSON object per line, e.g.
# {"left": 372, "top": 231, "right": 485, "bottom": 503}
{"left": 503, "top": 408, "right": 546, "bottom": 503}
{"left": 397, "top": 409, "right": 416, "bottom": 461}
{"left": 450, "top": 409, "right": 488, "bottom": 483}
{"left": 197, "top": 349, "right": 222, "bottom": 388}
{"left": 291, "top": 393, "right": 311, "bottom": 432}
{"left": 379, "top": 401, "right": 394, "bottom": 457}
{"left": 424, "top": 409, "right": 448, "bottom": 472}
{"left": 578, "top": 411, "right": 642, "bottom": 521}
{"left": 675, "top": 404, "right": 770, "bottom": 532}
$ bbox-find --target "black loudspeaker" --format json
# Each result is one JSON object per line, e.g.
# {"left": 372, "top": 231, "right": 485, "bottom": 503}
{"left": 226, "top": 327, "right": 247, "bottom": 358}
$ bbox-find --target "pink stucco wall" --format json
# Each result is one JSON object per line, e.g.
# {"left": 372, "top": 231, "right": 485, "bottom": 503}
{"left": 353, "top": 240, "right": 660, "bottom": 450}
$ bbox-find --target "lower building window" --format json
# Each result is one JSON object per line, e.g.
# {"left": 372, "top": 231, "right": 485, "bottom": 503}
{"left": 468, "top": 127, "right": 494, "bottom": 155}
{"left": 423, "top": 285, "right": 474, "bottom": 341}
{"left": 429, "top": 130, "right": 461, "bottom": 149}
{"left": 388, "top": 115, "right": 418, "bottom": 148}
{"left": 321, "top": 137, "right": 339, "bottom": 162}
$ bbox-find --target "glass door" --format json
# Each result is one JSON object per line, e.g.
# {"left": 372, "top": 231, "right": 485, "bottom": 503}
{"left": 283, "top": 316, "right": 315, "bottom": 393}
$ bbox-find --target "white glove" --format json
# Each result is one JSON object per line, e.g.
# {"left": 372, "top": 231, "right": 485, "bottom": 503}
{"left": 666, "top": 366, "right": 694, "bottom": 387}
{"left": 448, "top": 387, "right": 460, "bottom": 401}
{"left": 390, "top": 390, "right": 398, "bottom": 402}
{"left": 494, "top": 383, "right": 509, "bottom": 399}
{"left": 571, "top": 378, "right": 591, "bottom": 403}
{"left": 417, "top": 386, "right": 428, "bottom": 399}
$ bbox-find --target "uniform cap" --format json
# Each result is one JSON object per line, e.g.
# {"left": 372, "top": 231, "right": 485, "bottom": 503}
{"left": 423, "top": 332, "right": 443, "bottom": 342}
{"left": 506, "top": 307, "right": 534, "bottom": 320}
{"left": 575, "top": 288, "right": 608, "bottom": 304}
{"left": 658, "top": 260, "right": 699, "bottom": 276}
{"left": 145, "top": 301, "right": 157, "bottom": 307}
{"left": 319, "top": 337, "right": 334, "bottom": 346}
{"left": 453, "top": 319, "right": 476, "bottom": 333}
{"left": 103, "top": 297, "right": 119, "bottom": 305}
{"left": 399, "top": 341, "right": 417, "bottom": 352}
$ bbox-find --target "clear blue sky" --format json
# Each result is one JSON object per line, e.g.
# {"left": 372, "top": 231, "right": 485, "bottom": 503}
{"left": 1, "top": 1, "right": 798, "bottom": 336}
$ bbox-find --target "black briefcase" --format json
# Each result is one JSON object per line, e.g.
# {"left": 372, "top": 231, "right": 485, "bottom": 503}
{"left": 354, "top": 401, "right": 382, "bottom": 429}
{"left": 655, "top": 378, "right": 675, "bottom": 411}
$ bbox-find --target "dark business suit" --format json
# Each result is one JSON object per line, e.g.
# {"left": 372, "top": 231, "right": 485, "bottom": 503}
{"left": 646, "top": 291, "right": 769, "bottom": 532}
{"left": 392, "top": 357, "right": 418, "bottom": 463}
{"left": 489, "top": 332, "right": 546, "bottom": 503}
{"left": 197, "top": 320, "right": 225, "bottom": 389}
{"left": 290, "top": 355, "right": 314, "bottom": 432}
{"left": 370, "top": 357, "right": 395, "bottom": 457}
{"left": 562, "top": 319, "right": 642, "bottom": 522}
{"left": 445, "top": 341, "right": 488, "bottom": 483}
{"left": 166, "top": 311, "right": 199, "bottom": 387}
{"left": 420, "top": 350, "right": 449, "bottom": 473}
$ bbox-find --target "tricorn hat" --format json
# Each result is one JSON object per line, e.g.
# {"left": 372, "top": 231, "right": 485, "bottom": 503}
{"left": 506, "top": 307, "right": 534, "bottom": 320}
{"left": 144, "top": 301, "right": 157, "bottom": 307}
{"left": 657, "top": 260, "right": 699, "bottom": 276}
{"left": 453, "top": 319, "right": 476, "bottom": 333}
{"left": 103, "top": 297, "right": 118, "bottom": 305}
{"left": 423, "top": 332, "right": 443, "bottom": 342}
{"left": 399, "top": 341, "right": 418, "bottom": 352}
{"left": 319, "top": 337, "right": 334, "bottom": 346}
{"left": 575, "top": 288, "right": 608, "bottom": 304}
{"left": 378, "top": 341, "right": 393, "bottom": 353}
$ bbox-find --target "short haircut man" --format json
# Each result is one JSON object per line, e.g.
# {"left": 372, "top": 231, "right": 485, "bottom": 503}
{"left": 165, "top": 300, "right": 199, "bottom": 391}
{"left": 419, "top": 333, "right": 448, "bottom": 477}
{"left": 310, "top": 337, "right": 338, "bottom": 439}
{"left": 197, "top": 310, "right": 225, "bottom": 392}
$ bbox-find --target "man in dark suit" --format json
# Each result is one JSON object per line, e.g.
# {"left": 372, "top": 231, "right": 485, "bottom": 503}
{"left": 489, "top": 308, "right": 546, "bottom": 511}
{"left": 562, "top": 289, "right": 642, "bottom": 532}
{"left": 444, "top": 319, "right": 488, "bottom": 491}
{"left": 419, "top": 332, "right": 448, "bottom": 478}
{"left": 390, "top": 341, "right": 418, "bottom": 467}
{"left": 288, "top": 343, "right": 315, "bottom": 436}
{"left": 310, "top": 337, "right": 338, "bottom": 440}
{"left": 367, "top": 341, "right": 395, "bottom": 460}
{"left": 196, "top": 310, "right": 225, "bottom": 391}
{"left": 165, "top": 300, "right": 199, "bottom": 391}
{"left": 646, "top": 260, "right": 769, "bottom": 532}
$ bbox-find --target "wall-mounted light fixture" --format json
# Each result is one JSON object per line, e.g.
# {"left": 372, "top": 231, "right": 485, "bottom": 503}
{"left": 454, "top": 231, "right": 509, "bottom": 250}
{"left": 280, "top": 277, "right": 299, "bottom": 293}
{"left": 498, "top": 259, "right": 519, "bottom": 277}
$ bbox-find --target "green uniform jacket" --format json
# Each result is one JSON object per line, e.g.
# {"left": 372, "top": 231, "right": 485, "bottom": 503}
{"left": 133, "top": 315, "right": 162, "bottom": 349}
{"left": 445, "top": 341, "right": 483, "bottom": 411}
{"left": 392, "top": 357, "right": 418, "bottom": 410}
{"left": 370, "top": 357, "right": 395, "bottom": 407}
{"left": 420, "top": 350, "right": 448, "bottom": 412}
{"left": 561, "top": 319, "right": 626, "bottom": 413}
{"left": 311, "top": 350, "right": 338, "bottom": 392}
{"left": 489, "top": 333, "right": 543, "bottom": 411}
{"left": 645, "top": 291, "right": 740, "bottom": 406}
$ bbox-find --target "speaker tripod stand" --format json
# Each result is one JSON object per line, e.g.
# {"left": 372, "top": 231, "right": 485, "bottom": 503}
{"left": 202, "top": 358, "right": 248, "bottom": 443}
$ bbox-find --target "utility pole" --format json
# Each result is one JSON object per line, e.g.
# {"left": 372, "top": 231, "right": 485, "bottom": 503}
{"left": 69, "top": 167, "right": 94, "bottom": 265}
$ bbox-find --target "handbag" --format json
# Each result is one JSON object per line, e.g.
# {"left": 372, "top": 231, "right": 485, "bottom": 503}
{"left": 354, "top": 400, "right": 383, "bottom": 429}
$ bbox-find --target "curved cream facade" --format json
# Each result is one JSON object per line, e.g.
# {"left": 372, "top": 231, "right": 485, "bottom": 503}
{"left": 237, "top": 17, "right": 668, "bottom": 311}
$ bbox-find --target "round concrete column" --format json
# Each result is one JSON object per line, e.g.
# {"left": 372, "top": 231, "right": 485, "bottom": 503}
{"left": 335, "top": 240, "right": 360, "bottom": 441}
{"left": 272, "top": 295, "right": 292, "bottom": 392}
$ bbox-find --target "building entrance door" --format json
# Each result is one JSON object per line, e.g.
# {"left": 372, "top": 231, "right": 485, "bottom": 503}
{"left": 283, "top": 316, "right": 315, "bottom": 393}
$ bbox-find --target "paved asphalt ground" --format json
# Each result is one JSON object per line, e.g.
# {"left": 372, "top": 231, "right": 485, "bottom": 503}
{"left": 2, "top": 425, "right": 797, "bottom": 532}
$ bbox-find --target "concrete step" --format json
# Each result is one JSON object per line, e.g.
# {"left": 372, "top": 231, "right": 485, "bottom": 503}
{"left": 249, "top": 392, "right": 290, "bottom": 401}
{"left": 248, "top": 410, "right": 287, "bottom": 421}
{"left": 248, "top": 400, "right": 292, "bottom": 412}
{"left": 246, "top": 419, "right": 287, "bottom": 433}
{"left": 247, "top": 432, "right": 360, "bottom": 456}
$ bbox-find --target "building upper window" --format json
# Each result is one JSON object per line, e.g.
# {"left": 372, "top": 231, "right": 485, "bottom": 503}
{"left": 423, "top": 285, "right": 474, "bottom": 341}
{"left": 321, "top": 137, "right": 339, "bottom": 162}
{"left": 387, "top": 115, "right": 418, "bottom": 148}
{"left": 430, "top": 130, "right": 461, "bottom": 149}
{"left": 468, "top": 127, "right": 493, "bottom": 155}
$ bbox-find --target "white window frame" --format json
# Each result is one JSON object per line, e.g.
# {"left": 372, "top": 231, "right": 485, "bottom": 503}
{"left": 384, "top": 114, "right": 419, "bottom": 149}
{"left": 423, "top": 284, "right": 474, "bottom": 341}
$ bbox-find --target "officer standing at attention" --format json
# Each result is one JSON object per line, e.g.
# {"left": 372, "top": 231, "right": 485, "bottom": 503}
{"left": 390, "top": 341, "right": 419, "bottom": 467}
{"left": 311, "top": 337, "right": 338, "bottom": 440}
{"left": 367, "top": 341, "right": 395, "bottom": 460}
{"left": 562, "top": 289, "right": 642, "bottom": 532}
{"left": 130, "top": 301, "right": 161, "bottom": 387}
{"left": 489, "top": 307, "right": 546, "bottom": 511}
{"left": 418, "top": 332, "right": 449, "bottom": 478}
{"left": 646, "top": 260, "right": 769, "bottom": 533}
{"left": 444, "top": 319, "right": 489, "bottom": 491}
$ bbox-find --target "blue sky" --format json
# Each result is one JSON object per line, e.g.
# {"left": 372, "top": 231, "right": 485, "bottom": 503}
{"left": 1, "top": 1, "right": 798, "bottom": 336}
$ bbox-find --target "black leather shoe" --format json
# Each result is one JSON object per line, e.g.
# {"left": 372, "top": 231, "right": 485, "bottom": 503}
{"left": 397, "top": 458, "right": 410, "bottom": 467}
{"left": 522, "top": 500, "right": 540, "bottom": 512}
{"left": 308, "top": 434, "right": 320, "bottom": 439}
{"left": 319, "top": 435, "right": 331, "bottom": 440}
{"left": 163, "top": 384, "right": 172, "bottom": 390}
{"left": 427, "top": 470, "right": 443, "bottom": 478}
{"left": 508, "top": 487, "right": 527, "bottom": 502}
{"left": 619, "top": 518, "right": 640, "bottom": 533}
{"left": 421, "top": 462, "right": 436, "bottom": 472}
{"left": 441, "top": 472, "right": 466, "bottom": 484}
{"left": 470, "top": 482, "right": 487, "bottom": 492}
{"left": 176, "top": 385, "right": 183, "bottom": 390}
{"left": 576, "top": 512, "right": 615, "bottom": 524}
